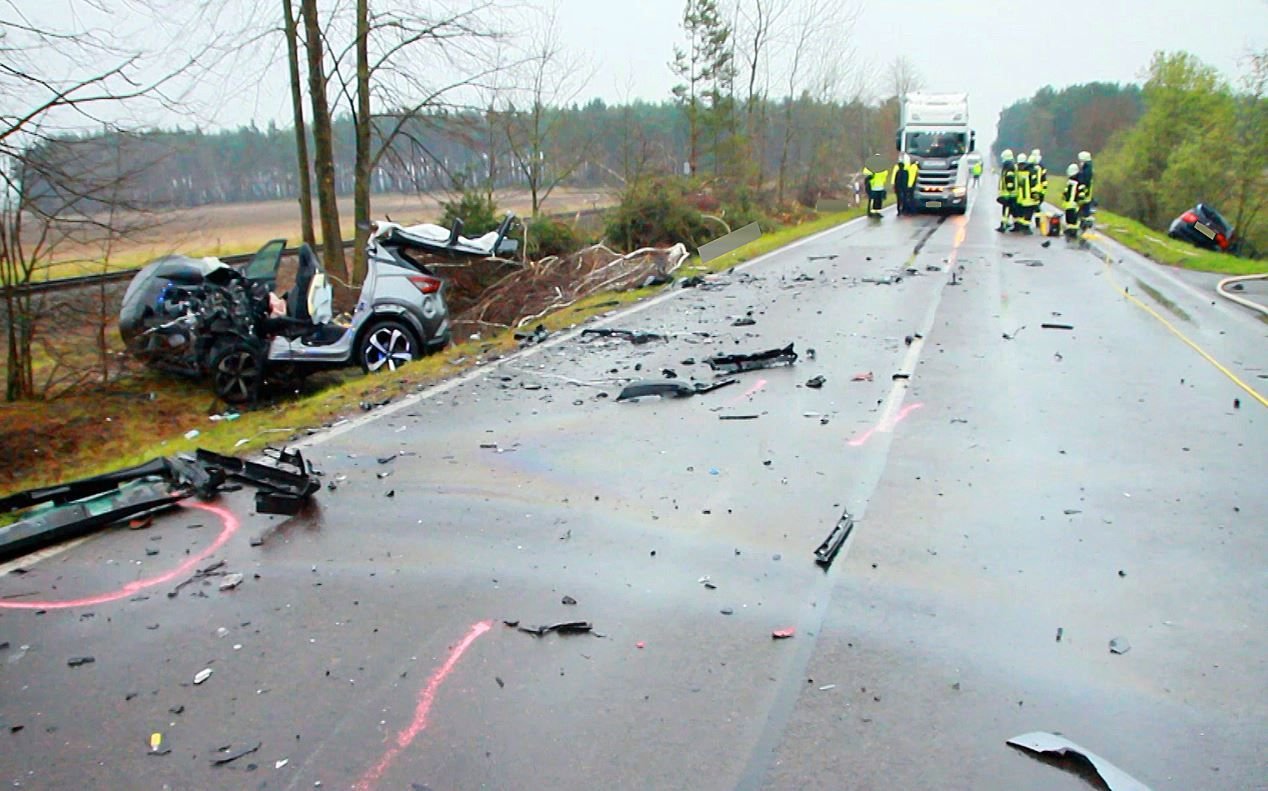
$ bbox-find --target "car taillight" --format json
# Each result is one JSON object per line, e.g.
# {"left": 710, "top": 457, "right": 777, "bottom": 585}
{"left": 1181, "top": 211, "right": 1198, "bottom": 223}
{"left": 1215, "top": 233, "right": 1227, "bottom": 249}
{"left": 408, "top": 275, "right": 441, "bottom": 294}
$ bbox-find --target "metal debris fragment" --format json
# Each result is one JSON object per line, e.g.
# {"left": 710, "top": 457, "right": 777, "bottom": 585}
{"left": 1006, "top": 732, "right": 1152, "bottom": 791}
{"left": 814, "top": 510, "right": 854, "bottom": 568}
{"left": 805, "top": 375, "right": 826, "bottom": 389}
{"left": 616, "top": 379, "right": 737, "bottom": 401}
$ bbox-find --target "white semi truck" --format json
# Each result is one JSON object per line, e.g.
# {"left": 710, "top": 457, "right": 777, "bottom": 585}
{"left": 896, "top": 92, "right": 976, "bottom": 214}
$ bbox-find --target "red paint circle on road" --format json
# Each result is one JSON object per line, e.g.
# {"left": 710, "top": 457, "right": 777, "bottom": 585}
{"left": 0, "top": 501, "right": 240, "bottom": 610}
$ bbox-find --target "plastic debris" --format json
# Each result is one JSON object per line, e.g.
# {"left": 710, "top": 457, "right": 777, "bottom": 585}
{"left": 851, "top": 372, "right": 874, "bottom": 382}
{"left": 772, "top": 627, "right": 796, "bottom": 639}
{"left": 732, "top": 317, "right": 757, "bottom": 327}
{"left": 805, "top": 375, "right": 826, "bottom": 389}
{"left": 517, "top": 621, "right": 593, "bottom": 637}
{"left": 194, "top": 668, "right": 214, "bottom": 685}
{"left": 581, "top": 328, "right": 665, "bottom": 345}
{"left": 211, "top": 741, "right": 262, "bottom": 766}
{"left": 184, "top": 429, "right": 200, "bottom": 440}
{"left": 616, "top": 378, "right": 737, "bottom": 401}
{"left": 561, "top": 595, "right": 577, "bottom": 606}
{"left": 1041, "top": 323, "right": 1074, "bottom": 330}
{"left": 1109, "top": 637, "right": 1131, "bottom": 655}
{"left": 707, "top": 343, "right": 798, "bottom": 374}
{"left": 219, "top": 573, "right": 244, "bottom": 591}
{"left": 67, "top": 656, "right": 95, "bottom": 667}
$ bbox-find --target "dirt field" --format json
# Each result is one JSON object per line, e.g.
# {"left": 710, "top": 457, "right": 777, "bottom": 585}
{"left": 40, "top": 187, "right": 615, "bottom": 279}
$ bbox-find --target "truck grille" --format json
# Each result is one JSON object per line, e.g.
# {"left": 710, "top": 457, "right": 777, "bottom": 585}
{"left": 917, "top": 166, "right": 957, "bottom": 188}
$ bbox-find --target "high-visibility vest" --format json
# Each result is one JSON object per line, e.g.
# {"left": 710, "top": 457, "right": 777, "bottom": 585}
{"left": 971, "top": 162, "right": 983, "bottom": 176}
{"left": 1032, "top": 165, "right": 1046, "bottom": 201}
{"left": 905, "top": 161, "right": 919, "bottom": 187}
{"left": 864, "top": 167, "right": 887, "bottom": 190}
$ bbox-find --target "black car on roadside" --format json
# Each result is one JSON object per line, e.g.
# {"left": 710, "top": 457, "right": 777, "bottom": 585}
{"left": 1168, "top": 203, "right": 1236, "bottom": 252}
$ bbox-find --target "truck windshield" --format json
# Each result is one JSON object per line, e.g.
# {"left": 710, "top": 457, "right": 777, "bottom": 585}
{"left": 905, "top": 131, "right": 966, "bottom": 158}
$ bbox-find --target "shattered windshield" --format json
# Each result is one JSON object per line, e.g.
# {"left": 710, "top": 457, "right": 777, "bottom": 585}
{"left": 905, "top": 131, "right": 967, "bottom": 158}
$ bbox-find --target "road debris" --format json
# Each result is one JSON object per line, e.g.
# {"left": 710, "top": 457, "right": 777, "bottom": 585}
{"left": 211, "top": 741, "right": 262, "bottom": 766}
{"left": 193, "top": 668, "right": 214, "bottom": 684}
{"left": 851, "top": 372, "right": 874, "bottom": 382}
{"left": 892, "top": 372, "right": 911, "bottom": 381}
{"left": 1006, "top": 732, "right": 1152, "bottom": 791}
{"left": 195, "top": 447, "right": 319, "bottom": 516}
{"left": 67, "top": 656, "right": 95, "bottom": 667}
{"left": 616, "top": 379, "right": 737, "bottom": 401}
{"left": 561, "top": 595, "right": 577, "bottom": 606}
{"left": 805, "top": 375, "right": 826, "bottom": 389}
{"left": 169, "top": 560, "right": 227, "bottom": 598}
{"left": 581, "top": 328, "right": 665, "bottom": 345}
{"left": 814, "top": 510, "right": 855, "bottom": 568}
{"left": 517, "top": 621, "right": 593, "bottom": 637}
{"left": 513, "top": 324, "right": 550, "bottom": 346}
{"left": 719, "top": 414, "right": 760, "bottom": 420}
{"left": 1055, "top": 627, "right": 1064, "bottom": 642}
{"left": 219, "top": 573, "right": 244, "bottom": 591}
{"left": 1041, "top": 323, "right": 1074, "bottom": 330}
{"left": 732, "top": 316, "right": 757, "bottom": 327}
{"left": 1003, "top": 326, "right": 1025, "bottom": 340}
{"left": 772, "top": 627, "right": 796, "bottom": 640}
{"left": 707, "top": 343, "right": 798, "bottom": 374}
{"left": 1109, "top": 637, "right": 1131, "bottom": 655}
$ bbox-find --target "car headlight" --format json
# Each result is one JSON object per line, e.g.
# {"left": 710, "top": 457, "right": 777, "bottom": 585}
{"left": 951, "top": 186, "right": 966, "bottom": 195}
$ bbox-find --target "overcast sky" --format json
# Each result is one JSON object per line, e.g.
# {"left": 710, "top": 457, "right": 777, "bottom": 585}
{"left": 28, "top": 0, "right": 1268, "bottom": 144}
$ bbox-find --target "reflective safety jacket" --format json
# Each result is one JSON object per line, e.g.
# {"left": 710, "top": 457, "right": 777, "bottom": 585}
{"left": 891, "top": 161, "right": 918, "bottom": 188}
{"left": 998, "top": 163, "right": 1018, "bottom": 196}
{"left": 1062, "top": 177, "right": 1088, "bottom": 210}
{"left": 1016, "top": 163, "right": 1035, "bottom": 205}
{"left": 971, "top": 162, "right": 983, "bottom": 177}
{"left": 1031, "top": 165, "right": 1047, "bottom": 203}
{"left": 863, "top": 166, "right": 887, "bottom": 190}
{"left": 905, "top": 161, "right": 919, "bottom": 187}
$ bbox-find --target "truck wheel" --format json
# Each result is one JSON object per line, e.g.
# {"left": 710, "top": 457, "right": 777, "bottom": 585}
{"left": 210, "top": 340, "right": 264, "bottom": 404}
{"left": 358, "top": 319, "right": 419, "bottom": 373}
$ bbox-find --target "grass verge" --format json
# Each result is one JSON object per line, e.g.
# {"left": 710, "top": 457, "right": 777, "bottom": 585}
{"left": 1040, "top": 178, "right": 1265, "bottom": 276}
{"left": 0, "top": 204, "right": 869, "bottom": 500}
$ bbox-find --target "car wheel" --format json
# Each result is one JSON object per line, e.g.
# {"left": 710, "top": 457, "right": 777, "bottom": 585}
{"left": 210, "top": 340, "right": 264, "bottom": 404}
{"left": 359, "top": 319, "right": 419, "bottom": 374}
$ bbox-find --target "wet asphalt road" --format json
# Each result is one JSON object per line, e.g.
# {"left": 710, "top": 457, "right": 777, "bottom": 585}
{"left": 1, "top": 195, "right": 1265, "bottom": 791}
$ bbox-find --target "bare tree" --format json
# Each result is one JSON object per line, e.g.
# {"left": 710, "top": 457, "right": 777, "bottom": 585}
{"left": 299, "top": 0, "right": 347, "bottom": 287}
{"left": 735, "top": 0, "right": 789, "bottom": 186}
{"left": 502, "top": 9, "right": 595, "bottom": 215}
{"left": 282, "top": 0, "right": 316, "bottom": 246}
{"left": 887, "top": 55, "right": 924, "bottom": 100}
{"left": 0, "top": 4, "right": 230, "bottom": 400}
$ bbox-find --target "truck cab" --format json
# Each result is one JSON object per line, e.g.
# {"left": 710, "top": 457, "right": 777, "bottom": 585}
{"left": 896, "top": 92, "right": 976, "bottom": 214}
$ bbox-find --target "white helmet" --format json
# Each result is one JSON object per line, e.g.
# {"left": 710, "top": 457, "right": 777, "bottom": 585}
{"left": 1017, "top": 152, "right": 1028, "bottom": 164}
{"left": 1067, "top": 163, "right": 1079, "bottom": 177}
{"left": 1078, "top": 150, "right": 1092, "bottom": 162}
{"left": 1030, "top": 149, "right": 1042, "bottom": 163}
{"left": 1001, "top": 148, "right": 1014, "bottom": 163}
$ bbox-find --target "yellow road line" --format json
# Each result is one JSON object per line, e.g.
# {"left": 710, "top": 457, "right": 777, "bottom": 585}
{"left": 1100, "top": 260, "right": 1268, "bottom": 408}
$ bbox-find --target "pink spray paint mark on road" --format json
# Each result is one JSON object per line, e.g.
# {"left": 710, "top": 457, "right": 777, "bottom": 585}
{"left": 727, "top": 378, "right": 767, "bottom": 405}
{"left": 847, "top": 402, "right": 924, "bottom": 447}
{"left": 353, "top": 620, "right": 494, "bottom": 791}
{"left": 0, "top": 501, "right": 239, "bottom": 610}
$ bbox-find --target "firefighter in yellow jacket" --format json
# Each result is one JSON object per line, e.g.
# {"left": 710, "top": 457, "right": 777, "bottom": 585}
{"left": 1029, "top": 149, "right": 1048, "bottom": 230}
{"left": 1062, "top": 163, "right": 1089, "bottom": 240}
{"left": 862, "top": 155, "right": 888, "bottom": 218}
{"left": 996, "top": 149, "right": 1018, "bottom": 232}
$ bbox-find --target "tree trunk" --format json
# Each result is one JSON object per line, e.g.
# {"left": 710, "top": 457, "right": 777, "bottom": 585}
{"left": 283, "top": 0, "right": 316, "bottom": 247}
{"left": 351, "top": 0, "right": 371, "bottom": 286}
{"left": 299, "top": 0, "right": 347, "bottom": 284}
